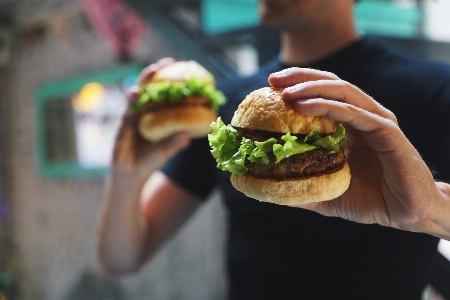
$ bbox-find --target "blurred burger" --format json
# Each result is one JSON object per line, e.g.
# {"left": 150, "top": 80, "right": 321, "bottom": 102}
{"left": 208, "top": 87, "right": 350, "bottom": 206}
{"left": 133, "top": 60, "right": 226, "bottom": 141}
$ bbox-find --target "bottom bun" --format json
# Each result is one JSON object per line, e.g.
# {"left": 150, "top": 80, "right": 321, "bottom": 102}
{"left": 230, "top": 162, "right": 351, "bottom": 206}
{"left": 138, "top": 106, "right": 217, "bottom": 141}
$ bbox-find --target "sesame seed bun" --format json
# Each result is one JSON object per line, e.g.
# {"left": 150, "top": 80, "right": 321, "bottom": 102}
{"left": 229, "top": 87, "right": 350, "bottom": 205}
{"left": 137, "top": 61, "right": 218, "bottom": 141}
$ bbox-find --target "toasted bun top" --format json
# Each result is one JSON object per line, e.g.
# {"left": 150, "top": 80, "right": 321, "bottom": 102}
{"left": 231, "top": 87, "right": 338, "bottom": 134}
{"left": 151, "top": 60, "right": 213, "bottom": 83}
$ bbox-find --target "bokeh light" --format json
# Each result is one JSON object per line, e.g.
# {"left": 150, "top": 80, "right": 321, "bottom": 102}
{"left": 72, "top": 82, "right": 105, "bottom": 112}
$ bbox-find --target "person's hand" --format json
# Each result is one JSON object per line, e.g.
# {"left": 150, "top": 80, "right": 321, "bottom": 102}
{"left": 268, "top": 68, "right": 449, "bottom": 236}
{"left": 98, "top": 59, "right": 200, "bottom": 277}
{"left": 112, "top": 57, "right": 191, "bottom": 176}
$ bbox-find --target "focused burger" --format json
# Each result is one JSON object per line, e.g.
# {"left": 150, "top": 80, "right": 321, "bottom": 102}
{"left": 208, "top": 87, "right": 350, "bottom": 206}
{"left": 133, "top": 60, "right": 226, "bottom": 141}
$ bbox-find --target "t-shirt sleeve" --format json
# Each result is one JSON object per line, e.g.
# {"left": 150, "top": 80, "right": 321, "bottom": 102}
{"left": 160, "top": 137, "right": 217, "bottom": 200}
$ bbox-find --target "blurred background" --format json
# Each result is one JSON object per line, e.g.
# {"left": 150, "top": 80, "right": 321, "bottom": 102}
{"left": 0, "top": 0, "right": 449, "bottom": 299}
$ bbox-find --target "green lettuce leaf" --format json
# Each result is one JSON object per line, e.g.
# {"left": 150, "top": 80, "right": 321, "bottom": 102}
{"left": 273, "top": 133, "right": 317, "bottom": 163}
{"left": 209, "top": 117, "right": 247, "bottom": 174}
{"left": 304, "top": 125, "right": 346, "bottom": 152}
{"left": 208, "top": 117, "right": 347, "bottom": 175}
{"left": 133, "top": 76, "right": 226, "bottom": 113}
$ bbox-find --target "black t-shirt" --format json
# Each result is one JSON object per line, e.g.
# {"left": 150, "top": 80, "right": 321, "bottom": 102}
{"left": 161, "top": 36, "right": 450, "bottom": 300}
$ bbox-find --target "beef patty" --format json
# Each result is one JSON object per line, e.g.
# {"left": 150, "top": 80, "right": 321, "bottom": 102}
{"left": 139, "top": 96, "right": 211, "bottom": 114}
{"left": 246, "top": 147, "right": 346, "bottom": 180}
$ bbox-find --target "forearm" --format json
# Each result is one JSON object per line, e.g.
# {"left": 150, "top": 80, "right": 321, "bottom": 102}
{"left": 97, "top": 169, "right": 150, "bottom": 276}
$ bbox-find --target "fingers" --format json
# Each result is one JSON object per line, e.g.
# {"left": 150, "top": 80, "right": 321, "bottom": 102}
{"left": 159, "top": 132, "right": 191, "bottom": 155}
{"left": 137, "top": 132, "right": 192, "bottom": 172}
{"left": 270, "top": 67, "right": 401, "bottom": 153}
{"left": 113, "top": 127, "right": 191, "bottom": 169}
{"left": 269, "top": 67, "right": 339, "bottom": 88}
{"left": 292, "top": 98, "right": 378, "bottom": 130}
{"left": 283, "top": 80, "right": 397, "bottom": 123}
{"left": 113, "top": 57, "right": 191, "bottom": 169}
{"left": 138, "top": 57, "right": 176, "bottom": 85}
{"left": 292, "top": 98, "right": 400, "bottom": 153}
{"left": 129, "top": 57, "right": 175, "bottom": 105}
{"left": 125, "top": 85, "right": 140, "bottom": 105}
{"left": 270, "top": 67, "right": 397, "bottom": 124}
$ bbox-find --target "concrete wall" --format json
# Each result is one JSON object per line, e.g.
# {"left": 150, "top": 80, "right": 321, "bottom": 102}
{"left": 7, "top": 0, "right": 227, "bottom": 299}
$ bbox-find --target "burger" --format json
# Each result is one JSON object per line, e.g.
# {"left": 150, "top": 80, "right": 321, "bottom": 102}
{"left": 133, "top": 60, "right": 226, "bottom": 141}
{"left": 208, "top": 87, "right": 350, "bottom": 206}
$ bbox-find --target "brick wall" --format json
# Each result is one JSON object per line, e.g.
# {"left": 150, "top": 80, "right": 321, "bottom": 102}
{"left": 8, "top": 0, "right": 227, "bottom": 299}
